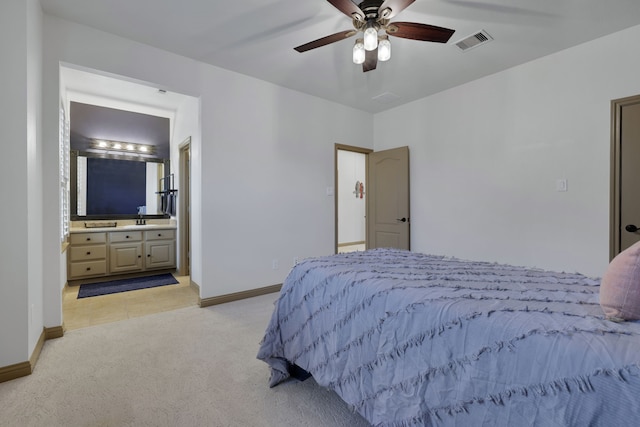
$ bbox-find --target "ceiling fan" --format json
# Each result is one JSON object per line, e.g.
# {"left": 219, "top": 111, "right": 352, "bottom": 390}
{"left": 294, "top": 0, "right": 455, "bottom": 72}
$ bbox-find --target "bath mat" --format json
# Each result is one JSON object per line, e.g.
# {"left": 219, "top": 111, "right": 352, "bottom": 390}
{"left": 77, "top": 273, "right": 178, "bottom": 298}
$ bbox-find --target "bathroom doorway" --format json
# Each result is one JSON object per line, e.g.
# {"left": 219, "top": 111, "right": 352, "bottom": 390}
{"left": 60, "top": 65, "right": 200, "bottom": 330}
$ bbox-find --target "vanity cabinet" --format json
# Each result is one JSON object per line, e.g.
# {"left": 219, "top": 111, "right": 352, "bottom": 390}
{"left": 109, "top": 231, "right": 144, "bottom": 274}
{"left": 67, "top": 227, "right": 176, "bottom": 282}
{"left": 68, "top": 232, "right": 108, "bottom": 279}
{"left": 144, "top": 229, "right": 176, "bottom": 270}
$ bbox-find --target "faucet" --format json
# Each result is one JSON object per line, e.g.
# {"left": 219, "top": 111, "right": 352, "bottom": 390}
{"left": 136, "top": 206, "right": 146, "bottom": 225}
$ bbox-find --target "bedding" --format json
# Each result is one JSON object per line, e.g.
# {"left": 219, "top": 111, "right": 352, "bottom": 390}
{"left": 257, "top": 248, "right": 640, "bottom": 426}
{"left": 600, "top": 240, "right": 640, "bottom": 321}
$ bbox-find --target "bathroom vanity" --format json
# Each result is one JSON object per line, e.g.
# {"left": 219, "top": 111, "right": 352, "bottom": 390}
{"left": 67, "top": 223, "right": 176, "bottom": 283}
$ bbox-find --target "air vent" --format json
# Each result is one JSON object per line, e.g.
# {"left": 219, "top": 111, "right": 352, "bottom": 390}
{"left": 455, "top": 30, "right": 493, "bottom": 52}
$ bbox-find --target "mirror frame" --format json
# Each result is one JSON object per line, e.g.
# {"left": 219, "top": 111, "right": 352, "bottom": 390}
{"left": 70, "top": 150, "right": 171, "bottom": 220}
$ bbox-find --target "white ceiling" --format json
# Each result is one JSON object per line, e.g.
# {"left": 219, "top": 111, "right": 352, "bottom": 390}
{"left": 41, "top": 0, "right": 640, "bottom": 113}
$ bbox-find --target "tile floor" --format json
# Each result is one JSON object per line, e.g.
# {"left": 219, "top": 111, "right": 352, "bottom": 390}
{"left": 63, "top": 274, "right": 199, "bottom": 331}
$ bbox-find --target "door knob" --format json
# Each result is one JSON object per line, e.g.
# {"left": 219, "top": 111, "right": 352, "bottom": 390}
{"left": 396, "top": 217, "right": 407, "bottom": 223}
{"left": 626, "top": 224, "right": 639, "bottom": 232}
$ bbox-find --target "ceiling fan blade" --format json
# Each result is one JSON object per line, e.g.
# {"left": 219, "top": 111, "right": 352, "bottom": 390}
{"left": 386, "top": 22, "right": 455, "bottom": 43}
{"left": 363, "top": 48, "right": 378, "bottom": 72}
{"left": 294, "top": 30, "right": 356, "bottom": 52}
{"left": 378, "top": 0, "right": 416, "bottom": 19}
{"left": 327, "top": 0, "right": 364, "bottom": 21}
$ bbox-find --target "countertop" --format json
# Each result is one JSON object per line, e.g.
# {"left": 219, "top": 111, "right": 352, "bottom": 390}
{"left": 69, "top": 224, "right": 176, "bottom": 233}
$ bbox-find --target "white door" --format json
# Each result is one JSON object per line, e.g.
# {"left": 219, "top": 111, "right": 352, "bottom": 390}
{"left": 367, "top": 146, "right": 410, "bottom": 250}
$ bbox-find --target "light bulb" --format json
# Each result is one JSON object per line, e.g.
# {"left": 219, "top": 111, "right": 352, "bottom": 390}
{"left": 364, "top": 26, "right": 378, "bottom": 51}
{"left": 378, "top": 37, "right": 391, "bottom": 62}
{"left": 353, "top": 39, "right": 365, "bottom": 64}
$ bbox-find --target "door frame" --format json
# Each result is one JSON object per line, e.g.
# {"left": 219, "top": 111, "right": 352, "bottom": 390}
{"left": 610, "top": 94, "right": 640, "bottom": 260}
{"left": 178, "top": 137, "right": 191, "bottom": 276}
{"left": 334, "top": 144, "right": 373, "bottom": 254}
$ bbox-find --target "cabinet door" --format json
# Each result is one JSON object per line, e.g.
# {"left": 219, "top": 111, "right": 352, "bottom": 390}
{"left": 110, "top": 243, "right": 143, "bottom": 274}
{"left": 145, "top": 241, "right": 176, "bottom": 270}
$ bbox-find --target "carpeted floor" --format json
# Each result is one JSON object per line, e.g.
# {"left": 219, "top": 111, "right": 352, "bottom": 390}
{"left": 0, "top": 293, "right": 370, "bottom": 427}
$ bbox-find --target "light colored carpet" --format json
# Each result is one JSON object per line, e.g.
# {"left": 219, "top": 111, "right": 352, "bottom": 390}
{"left": 0, "top": 293, "right": 370, "bottom": 426}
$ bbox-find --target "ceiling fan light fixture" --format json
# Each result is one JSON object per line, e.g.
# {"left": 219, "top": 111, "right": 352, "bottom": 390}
{"left": 353, "top": 38, "right": 365, "bottom": 64}
{"left": 378, "top": 36, "right": 391, "bottom": 61}
{"left": 363, "top": 22, "right": 378, "bottom": 51}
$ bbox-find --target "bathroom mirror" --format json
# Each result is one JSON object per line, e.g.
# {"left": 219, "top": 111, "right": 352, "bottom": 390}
{"left": 70, "top": 150, "right": 170, "bottom": 220}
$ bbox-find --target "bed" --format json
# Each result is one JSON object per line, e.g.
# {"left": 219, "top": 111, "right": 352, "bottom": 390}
{"left": 257, "top": 248, "right": 640, "bottom": 426}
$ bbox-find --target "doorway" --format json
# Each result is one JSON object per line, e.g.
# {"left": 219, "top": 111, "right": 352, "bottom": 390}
{"left": 335, "top": 144, "right": 410, "bottom": 253}
{"left": 59, "top": 65, "right": 200, "bottom": 330}
{"left": 336, "top": 146, "right": 370, "bottom": 253}
{"left": 611, "top": 94, "right": 640, "bottom": 258}
{"left": 179, "top": 138, "right": 191, "bottom": 276}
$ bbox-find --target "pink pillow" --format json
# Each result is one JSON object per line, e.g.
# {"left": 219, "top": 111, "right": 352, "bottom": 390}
{"left": 600, "top": 241, "right": 640, "bottom": 321}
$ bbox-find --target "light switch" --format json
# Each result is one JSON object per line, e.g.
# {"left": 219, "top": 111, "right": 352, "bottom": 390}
{"left": 556, "top": 179, "right": 568, "bottom": 192}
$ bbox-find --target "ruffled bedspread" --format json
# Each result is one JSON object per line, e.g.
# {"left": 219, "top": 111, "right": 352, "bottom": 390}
{"left": 257, "top": 248, "right": 640, "bottom": 426}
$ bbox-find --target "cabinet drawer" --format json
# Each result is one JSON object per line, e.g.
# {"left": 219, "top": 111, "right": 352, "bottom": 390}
{"left": 110, "top": 231, "right": 143, "bottom": 243}
{"left": 69, "top": 232, "right": 107, "bottom": 245}
{"left": 145, "top": 229, "right": 176, "bottom": 241}
{"left": 69, "top": 260, "right": 107, "bottom": 278}
{"left": 69, "top": 244, "right": 106, "bottom": 262}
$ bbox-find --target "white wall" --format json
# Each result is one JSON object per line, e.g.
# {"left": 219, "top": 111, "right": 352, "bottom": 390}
{"left": 170, "top": 95, "right": 200, "bottom": 277}
{"left": 0, "top": 0, "right": 43, "bottom": 367}
{"left": 26, "top": 0, "right": 43, "bottom": 357}
{"left": 374, "top": 24, "right": 640, "bottom": 278}
{"left": 0, "top": 0, "right": 30, "bottom": 367}
{"left": 42, "top": 15, "right": 373, "bottom": 311}
{"left": 338, "top": 150, "right": 366, "bottom": 244}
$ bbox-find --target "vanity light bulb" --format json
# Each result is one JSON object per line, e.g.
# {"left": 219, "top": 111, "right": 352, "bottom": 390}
{"left": 126, "top": 144, "right": 135, "bottom": 151}
{"left": 139, "top": 146, "right": 148, "bottom": 152}
{"left": 112, "top": 143, "right": 122, "bottom": 150}
{"left": 97, "top": 140, "right": 108, "bottom": 148}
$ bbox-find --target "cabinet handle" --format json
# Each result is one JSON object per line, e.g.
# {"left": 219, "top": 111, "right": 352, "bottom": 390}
{"left": 86, "top": 251, "right": 91, "bottom": 255}
{"left": 158, "top": 233, "right": 162, "bottom": 237}
{"left": 86, "top": 237, "right": 91, "bottom": 241}
{"left": 147, "top": 254, "right": 151, "bottom": 257}
{"left": 86, "top": 267, "right": 91, "bottom": 271}
{"left": 138, "top": 255, "right": 142, "bottom": 258}
{"left": 125, "top": 235, "right": 130, "bottom": 239}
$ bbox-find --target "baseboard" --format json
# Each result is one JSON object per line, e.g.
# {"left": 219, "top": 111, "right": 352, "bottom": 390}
{"left": 0, "top": 325, "right": 64, "bottom": 384}
{"left": 0, "top": 361, "right": 31, "bottom": 384}
{"left": 199, "top": 283, "right": 281, "bottom": 307}
{"left": 338, "top": 240, "right": 365, "bottom": 247}
{"left": 190, "top": 279, "right": 200, "bottom": 294}
{"left": 45, "top": 325, "right": 64, "bottom": 340}
{"left": 29, "top": 328, "right": 47, "bottom": 368}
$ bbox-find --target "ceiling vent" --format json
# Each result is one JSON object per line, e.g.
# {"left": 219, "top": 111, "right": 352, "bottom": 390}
{"left": 455, "top": 30, "right": 493, "bottom": 52}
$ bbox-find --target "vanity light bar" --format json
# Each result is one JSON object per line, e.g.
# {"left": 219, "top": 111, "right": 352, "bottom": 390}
{"left": 92, "top": 139, "right": 155, "bottom": 155}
